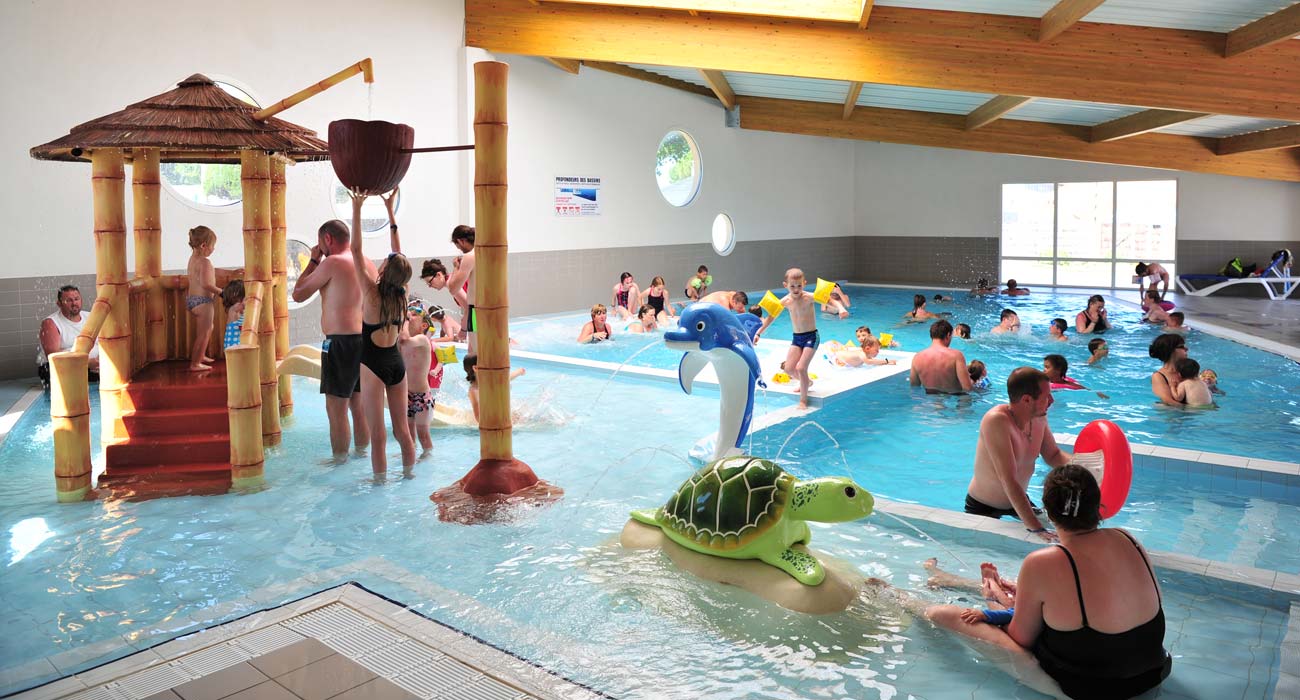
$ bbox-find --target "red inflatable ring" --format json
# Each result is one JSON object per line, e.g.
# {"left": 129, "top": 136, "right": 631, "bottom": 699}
{"left": 1071, "top": 419, "right": 1132, "bottom": 519}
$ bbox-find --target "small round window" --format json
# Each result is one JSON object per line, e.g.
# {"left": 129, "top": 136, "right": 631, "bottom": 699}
{"left": 285, "top": 239, "right": 316, "bottom": 309}
{"left": 332, "top": 181, "right": 400, "bottom": 238}
{"left": 711, "top": 213, "right": 735, "bottom": 256}
{"left": 160, "top": 81, "right": 258, "bottom": 208}
{"left": 654, "top": 130, "right": 701, "bottom": 207}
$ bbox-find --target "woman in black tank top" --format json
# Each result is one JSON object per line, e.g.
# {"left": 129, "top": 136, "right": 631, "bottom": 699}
{"left": 923, "top": 464, "right": 1170, "bottom": 699}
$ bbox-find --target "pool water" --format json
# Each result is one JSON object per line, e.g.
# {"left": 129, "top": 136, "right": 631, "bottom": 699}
{"left": 0, "top": 370, "right": 1292, "bottom": 698}
{"left": 514, "top": 285, "right": 1300, "bottom": 464}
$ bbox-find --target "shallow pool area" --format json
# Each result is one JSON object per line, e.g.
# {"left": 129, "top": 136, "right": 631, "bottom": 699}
{"left": 2, "top": 285, "right": 1299, "bottom": 698}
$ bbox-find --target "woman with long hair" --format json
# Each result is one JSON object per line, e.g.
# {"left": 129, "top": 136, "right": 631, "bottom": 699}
{"left": 349, "top": 189, "right": 416, "bottom": 474}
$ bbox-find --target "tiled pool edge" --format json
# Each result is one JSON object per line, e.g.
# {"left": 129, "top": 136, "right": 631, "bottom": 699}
{"left": 873, "top": 498, "right": 1300, "bottom": 597}
{"left": 0, "top": 387, "right": 42, "bottom": 451}
{"left": 5, "top": 583, "right": 609, "bottom": 700}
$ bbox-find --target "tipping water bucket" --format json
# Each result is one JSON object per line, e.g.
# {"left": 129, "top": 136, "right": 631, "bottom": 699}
{"left": 328, "top": 119, "right": 415, "bottom": 195}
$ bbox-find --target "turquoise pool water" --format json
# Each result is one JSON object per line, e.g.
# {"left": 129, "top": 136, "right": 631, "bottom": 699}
{"left": 0, "top": 371, "right": 1293, "bottom": 698}
{"left": 514, "top": 285, "right": 1300, "bottom": 464}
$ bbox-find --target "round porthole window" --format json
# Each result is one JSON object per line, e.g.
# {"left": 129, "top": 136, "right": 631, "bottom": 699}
{"left": 331, "top": 181, "right": 400, "bottom": 238}
{"left": 654, "top": 130, "right": 701, "bottom": 207}
{"left": 285, "top": 239, "right": 316, "bottom": 309}
{"left": 712, "top": 213, "right": 735, "bottom": 256}
{"left": 160, "top": 81, "right": 258, "bottom": 209}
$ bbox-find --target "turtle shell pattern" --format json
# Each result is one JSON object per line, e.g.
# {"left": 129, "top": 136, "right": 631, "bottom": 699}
{"left": 660, "top": 456, "right": 795, "bottom": 550}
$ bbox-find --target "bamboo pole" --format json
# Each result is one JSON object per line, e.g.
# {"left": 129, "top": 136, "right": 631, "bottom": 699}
{"left": 92, "top": 149, "right": 130, "bottom": 442}
{"left": 226, "top": 345, "right": 264, "bottom": 488}
{"left": 132, "top": 147, "right": 166, "bottom": 363}
{"left": 441, "top": 61, "right": 545, "bottom": 499}
{"left": 50, "top": 352, "right": 92, "bottom": 502}
{"left": 252, "top": 58, "right": 373, "bottom": 121}
{"left": 241, "top": 150, "right": 280, "bottom": 445}
{"left": 271, "top": 159, "right": 293, "bottom": 417}
{"left": 73, "top": 297, "right": 111, "bottom": 354}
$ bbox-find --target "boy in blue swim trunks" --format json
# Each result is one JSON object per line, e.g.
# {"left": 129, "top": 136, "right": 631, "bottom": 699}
{"left": 755, "top": 268, "right": 818, "bottom": 409}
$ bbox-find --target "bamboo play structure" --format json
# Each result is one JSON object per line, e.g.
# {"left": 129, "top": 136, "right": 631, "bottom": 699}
{"left": 31, "top": 67, "right": 342, "bottom": 500}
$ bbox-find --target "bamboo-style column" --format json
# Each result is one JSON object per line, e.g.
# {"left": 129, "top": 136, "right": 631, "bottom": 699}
{"left": 240, "top": 150, "right": 280, "bottom": 446}
{"left": 50, "top": 352, "right": 92, "bottom": 502}
{"left": 132, "top": 147, "right": 166, "bottom": 363}
{"left": 452, "top": 62, "right": 542, "bottom": 497}
{"left": 92, "top": 149, "right": 131, "bottom": 442}
{"left": 271, "top": 159, "right": 293, "bottom": 417}
{"left": 226, "top": 345, "right": 263, "bottom": 488}
{"left": 252, "top": 58, "right": 373, "bottom": 121}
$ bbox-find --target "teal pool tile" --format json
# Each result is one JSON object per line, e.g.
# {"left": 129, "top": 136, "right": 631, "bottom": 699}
{"left": 1163, "top": 459, "right": 1187, "bottom": 475}
{"left": 1187, "top": 470, "right": 1213, "bottom": 490}
{"left": 1210, "top": 475, "right": 1236, "bottom": 494}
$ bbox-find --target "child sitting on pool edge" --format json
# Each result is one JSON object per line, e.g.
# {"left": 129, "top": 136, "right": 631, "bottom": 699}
{"left": 1172, "top": 358, "right": 1214, "bottom": 407}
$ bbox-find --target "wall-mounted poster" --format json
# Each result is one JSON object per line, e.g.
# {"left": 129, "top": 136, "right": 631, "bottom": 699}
{"left": 554, "top": 176, "right": 601, "bottom": 216}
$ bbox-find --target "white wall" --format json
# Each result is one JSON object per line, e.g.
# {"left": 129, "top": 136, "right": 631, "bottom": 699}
{"left": 852, "top": 142, "right": 1300, "bottom": 241}
{"left": 0, "top": 0, "right": 855, "bottom": 283}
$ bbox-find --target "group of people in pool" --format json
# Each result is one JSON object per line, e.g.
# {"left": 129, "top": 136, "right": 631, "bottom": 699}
{"left": 292, "top": 189, "right": 504, "bottom": 475}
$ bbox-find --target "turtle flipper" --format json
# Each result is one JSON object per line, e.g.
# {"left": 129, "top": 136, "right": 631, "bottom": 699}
{"left": 629, "top": 508, "right": 661, "bottom": 527}
{"left": 759, "top": 547, "right": 825, "bottom": 586}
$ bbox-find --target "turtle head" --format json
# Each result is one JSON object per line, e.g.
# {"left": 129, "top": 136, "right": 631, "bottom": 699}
{"left": 788, "top": 477, "right": 874, "bottom": 523}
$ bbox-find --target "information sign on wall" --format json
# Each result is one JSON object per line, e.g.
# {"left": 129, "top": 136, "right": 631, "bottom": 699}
{"left": 554, "top": 176, "right": 601, "bottom": 216}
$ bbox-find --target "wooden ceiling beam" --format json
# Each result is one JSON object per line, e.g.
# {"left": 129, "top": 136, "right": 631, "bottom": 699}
{"left": 1039, "top": 0, "right": 1108, "bottom": 42}
{"left": 858, "top": 1, "right": 875, "bottom": 30}
{"left": 1090, "top": 109, "right": 1208, "bottom": 143}
{"left": 543, "top": 57, "right": 581, "bottom": 74}
{"left": 699, "top": 69, "right": 737, "bottom": 109}
{"left": 466, "top": 2, "right": 1300, "bottom": 121}
{"left": 538, "top": 1, "right": 866, "bottom": 23}
{"left": 1217, "top": 124, "right": 1300, "bottom": 155}
{"left": 583, "top": 61, "right": 716, "bottom": 100}
{"left": 1225, "top": 3, "right": 1300, "bottom": 57}
{"left": 736, "top": 95, "right": 1300, "bottom": 182}
{"left": 966, "top": 95, "right": 1033, "bottom": 130}
{"left": 843, "top": 81, "right": 863, "bottom": 120}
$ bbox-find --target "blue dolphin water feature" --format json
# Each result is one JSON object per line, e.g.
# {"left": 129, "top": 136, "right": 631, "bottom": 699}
{"left": 664, "top": 303, "right": 763, "bottom": 460}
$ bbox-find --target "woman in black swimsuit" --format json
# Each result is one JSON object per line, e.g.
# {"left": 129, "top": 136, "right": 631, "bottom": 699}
{"left": 350, "top": 190, "right": 417, "bottom": 474}
{"left": 925, "top": 465, "right": 1171, "bottom": 699}
{"left": 1148, "top": 333, "right": 1188, "bottom": 407}
{"left": 1074, "top": 294, "right": 1110, "bottom": 333}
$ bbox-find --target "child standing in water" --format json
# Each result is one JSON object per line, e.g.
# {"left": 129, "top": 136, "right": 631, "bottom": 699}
{"left": 185, "top": 226, "right": 222, "bottom": 371}
{"left": 463, "top": 353, "right": 525, "bottom": 423}
{"left": 755, "top": 268, "right": 819, "bottom": 409}
{"left": 400, "top": 302, "right": 435, "bottom": 459}
{"left": 1172, "top": 358, "right": 1214, "bottom": 407}
{"left": 221, "top": 281, "right": 245, "bottom": 349}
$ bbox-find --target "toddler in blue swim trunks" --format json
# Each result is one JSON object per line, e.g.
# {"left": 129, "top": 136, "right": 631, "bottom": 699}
{"left": 755, "top": 268, "right": 819, "bottom": 409}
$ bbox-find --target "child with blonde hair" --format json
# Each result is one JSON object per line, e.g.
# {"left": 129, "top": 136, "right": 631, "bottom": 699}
{"left": 400, "top": 301, "right": 435, "bottom": 459}
{"left": 185, "top": 226, "right": 222, "bottom": 371}
{"left": 755, "top": 268, "right": 819, "bottom": 408}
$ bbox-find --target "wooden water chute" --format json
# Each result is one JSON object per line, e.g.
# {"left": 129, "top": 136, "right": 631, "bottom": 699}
{"left": 30, "top": 72, "right": 333, "bottom": 500}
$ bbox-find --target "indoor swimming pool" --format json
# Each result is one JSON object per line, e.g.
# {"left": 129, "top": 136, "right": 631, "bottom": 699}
{"left": 1, "top": 356, "right": 1295, "bottom": 697}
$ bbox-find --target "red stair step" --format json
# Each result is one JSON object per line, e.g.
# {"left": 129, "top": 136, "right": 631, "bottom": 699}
{"left": 121, "top": 406, "right": 230, "bottom": 437}
{"left": 100, "top": 461, "right": 232, "bottom": 479}
{"left": 123, "top": 383, "right": 228, "bottom": 411}
{"left": 105, "top": 433, "right": 231, "bottom": 468}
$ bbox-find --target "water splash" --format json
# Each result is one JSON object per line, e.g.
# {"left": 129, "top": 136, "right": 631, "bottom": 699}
{"left": 588, "top": 340, "right": 669, "bottom": 413}
{"left": 774, "top": 420, "right": 849, "bottom": 476}
{"left": 874, "top": 510, "right": 970, "bottom": 570}
{"left": 366, "top": 83, "right": 374, "bottom": 120}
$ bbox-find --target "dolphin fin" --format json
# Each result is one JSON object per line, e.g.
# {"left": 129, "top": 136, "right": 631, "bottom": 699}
{"left": 677, "top": 353, "right": 710, "bottom": 395}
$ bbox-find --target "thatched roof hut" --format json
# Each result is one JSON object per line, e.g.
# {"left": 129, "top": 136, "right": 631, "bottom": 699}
{"left": 30, "top": 74, "right": 328, "bottom": 164}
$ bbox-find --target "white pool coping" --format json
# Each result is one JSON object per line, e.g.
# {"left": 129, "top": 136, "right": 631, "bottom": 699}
{"left": 3, "top": 559, "right": 609, "bottom": 700}
{"left": 0, "top": 387, "right": 43, "bottom": 451}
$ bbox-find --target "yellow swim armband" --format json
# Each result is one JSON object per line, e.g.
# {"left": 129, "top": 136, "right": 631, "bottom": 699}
{"left": 759, "top": 290, "right": 784, "bottom": 318}
{"left": 813, "top": 278, "right": 835, "bottom": 304}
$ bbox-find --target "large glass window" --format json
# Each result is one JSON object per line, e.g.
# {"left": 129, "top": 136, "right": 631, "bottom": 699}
{"left": 654, "top": 130, "right": 701, "bottom": 207}
{"left": 1001, "top": 180, "right": 1176, "bottom": 288}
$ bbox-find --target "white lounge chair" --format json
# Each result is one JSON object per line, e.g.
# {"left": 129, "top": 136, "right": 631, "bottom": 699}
{"left": 1177, "top": 251, "right": 1296, "bottom": 300}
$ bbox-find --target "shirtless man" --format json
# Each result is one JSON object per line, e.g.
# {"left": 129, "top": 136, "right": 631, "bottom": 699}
{"left": 445, "top": 225, "right": 476, "bottom": 351}
{"left": 293, "top": 218, "right": 370, "bottom": 461}
{"left": 1135, "top": 262, "right": 1170, "bottom": 300}
{"left": 908, "top": 319, "right": 973, "bottom": 394}
{"left": 966, "top": 367, "right": 1073, "bottom": 542}
{"left": 700, "top": 290, "right": 747, "bottom": 312}
{"left": 990, "top": 309, "right": 1020, "bottom": 335}
{"left": 1002, "top": 279, "right": 1030, "bottom": 296}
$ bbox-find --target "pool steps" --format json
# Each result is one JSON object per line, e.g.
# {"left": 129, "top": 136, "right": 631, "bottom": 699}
{"left": 100, "top": 360, "right": 233, "bottom": 497}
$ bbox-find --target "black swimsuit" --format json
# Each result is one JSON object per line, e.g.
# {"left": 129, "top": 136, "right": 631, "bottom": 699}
{"left": 361, "top": 318, "right": 406, "bottom": 386}
{"left": 1082, "top": 310, "right": 1109, "bottom": 333}
{"left": 646, "top": 290, "right": 665, "bottom": 315}
{"left": 1034, "top": 531, "right": 1171, "bottom": 700}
